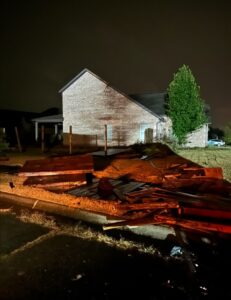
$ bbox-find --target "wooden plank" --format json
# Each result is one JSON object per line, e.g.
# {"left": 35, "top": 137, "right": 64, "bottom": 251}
{"left": 150, "top": 188, "right": 231, "bottom": 211}
{"left": 126, "top": 186, "right": 231, "bottom": 211}
{"left": 162, "top": 177, "right": 231, "bottom": 195}
{"left": 104, "top": 124, "right": 107, "bottom": 156}
{"left": 104, "top": 214, "right": 231, "bottom": 234}
{"left": 154, "top": 215, "right": 231, "bottom": 234}
{"left": 120, "top": 200, "right": 179, "bottom": 211}
{"left": 41, "top": 125, "right": 45, "bottom": 153}
{"left": 203, "top": 167, "right": 223, "bottom": 179}
{"left": 23, "top": 174, "right": 86, "bottom": 186}
{"left": 14, "top": 126, "right": 22, "bottom": 152}
{"left": 69, "top": 125, "right": 72, "bottom": 155}
{"left": 180, "top": 167, "right": 223, "bottom": 179}
{"left": 20, "top": 169, "right": 93, "bottom": 177}
{"left": 19, "top": 154, "right": 94, "bottom": 177}
{"left": 180, "top": 206, "right": 231, "bottom": 220}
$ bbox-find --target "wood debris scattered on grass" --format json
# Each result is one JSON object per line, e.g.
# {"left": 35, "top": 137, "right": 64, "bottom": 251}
{"left": 2, "top": 145, "right": 231, "bottom": 237}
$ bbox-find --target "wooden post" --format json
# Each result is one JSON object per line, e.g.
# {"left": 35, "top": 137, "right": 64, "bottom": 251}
{"left": 54, "top": 124, "right": 58, "bottom": 135}
{"left": 41, "top": 125, "right": 45, "bottom": 153}
{"left": 35, "top": 121, "right": 38, "bottom": 141}
{"left": 69, "top": 125, "right": 72, "bottom": 155}
{"left": 104, "top": 124, "right": 108, "bottom": 156}
{"left": 14, "top": 126, "right": 22, "bottom": 152}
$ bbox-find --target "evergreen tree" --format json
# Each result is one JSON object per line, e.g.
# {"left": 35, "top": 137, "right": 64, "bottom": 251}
{"left": 166, "top": 65, "right": 207, "bottom": 144}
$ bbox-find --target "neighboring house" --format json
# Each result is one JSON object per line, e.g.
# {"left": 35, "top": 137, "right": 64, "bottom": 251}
{"left": 60, "top": 69, "right": 208, "bottom": 147}
{"left": 0, "top": 109, "right": 39, "bottom": 146}
{"left": 32, "top": 114, "right": 63, "bottom": 141}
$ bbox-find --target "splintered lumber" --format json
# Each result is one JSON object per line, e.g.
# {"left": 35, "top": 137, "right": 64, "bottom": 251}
{"left": 153, "top": 215, "right": 231, "bottom": 234}
{"left": 202, "top": 167, "right": 223, "bottom": 179}
{"left": 120, "top": 200, "right": 179, "bottom": 212}
{"left": 151, "top": 188, "right": 231, "bottom": 212}
{"left": 162, "top": 177, "right": 230, "bottom": 193}
{"left": 14, "top": 126, "right": 22, "bottom": 152}
{"left": 182, "top": 167, "right": 223, "bottom": 179}
{"left": 126, "top": 187, "right": 231, "bottom": 216}
{"left": 174, "top": 167, "right": 223, "bottom": 179}
{"left": 19, "top": 154, "right": 94, "bottom": 177}
{"left": 197, "top": 179, "right": 231, "bottom": 195}
{"left": 104, "top": 213, "right": 231, "bottom": 234}
{"left": 104, "top": 214, "right": 231, "bottom": 234}
{"left": 179, "top": 206, "right": 231, "bottom": 220}
{"left": 163, "top": 166, "right": 223, "bottom": 180}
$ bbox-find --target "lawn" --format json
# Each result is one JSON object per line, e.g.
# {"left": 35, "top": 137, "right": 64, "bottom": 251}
{"left": 177, "top": 147, "right": 231, "bottom": 182}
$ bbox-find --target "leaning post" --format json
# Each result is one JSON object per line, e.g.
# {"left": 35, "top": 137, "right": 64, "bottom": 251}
{"left": 14, "top": 126, "right": 22, "bottom": 152}
{"left": 41, "top": 125, "right": 45, "bottom": 153}
{"left": 104, "top": 124, "right": 108, "bottom": 156}
{"left": 69, "top": 125, "right": 72, "bottom": 155}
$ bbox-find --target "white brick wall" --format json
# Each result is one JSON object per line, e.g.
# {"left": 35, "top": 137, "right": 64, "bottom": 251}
{"left": 62, "top": 71, "right": 165, "bottom": 146}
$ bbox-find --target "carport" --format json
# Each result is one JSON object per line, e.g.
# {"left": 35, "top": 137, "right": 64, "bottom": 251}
{"left": 32, "top": 114, "right": 63, "bottom": 141}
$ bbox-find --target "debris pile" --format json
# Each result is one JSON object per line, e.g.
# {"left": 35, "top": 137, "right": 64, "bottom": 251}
{"left": 18, "top": 148, "right": 231, "bottom": 235}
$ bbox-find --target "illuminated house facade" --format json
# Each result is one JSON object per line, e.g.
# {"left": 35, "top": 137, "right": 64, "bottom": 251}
{"left": 60, "top": 69, "right": 208, "bottom": 147}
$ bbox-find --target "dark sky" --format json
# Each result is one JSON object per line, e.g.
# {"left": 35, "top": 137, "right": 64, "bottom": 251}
{"left": 1, "top": 0, "right": 230, "bottom": 128}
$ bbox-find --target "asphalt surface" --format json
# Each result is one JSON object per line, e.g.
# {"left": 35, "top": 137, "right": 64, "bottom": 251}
{"left": 0, "top": 200, "right": 231, "bottom": 300}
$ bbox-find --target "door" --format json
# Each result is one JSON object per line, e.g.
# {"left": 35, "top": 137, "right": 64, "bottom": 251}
{"left": 139, "top": 123, "right": 149, "bottom": 143}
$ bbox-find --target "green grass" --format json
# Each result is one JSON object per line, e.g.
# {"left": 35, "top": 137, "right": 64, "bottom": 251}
{"left": 177, "top": 147, "right": 231, "bottom": 182}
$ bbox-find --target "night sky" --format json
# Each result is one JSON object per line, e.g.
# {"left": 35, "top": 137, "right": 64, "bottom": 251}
{"left": 1, "top": 0, "right": 230, "bottom": 128}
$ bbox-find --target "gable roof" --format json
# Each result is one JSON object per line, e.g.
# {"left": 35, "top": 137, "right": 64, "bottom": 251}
{"left": 59, "top": 68, "right": 163, "bottom": 120}
{"left": 130, "top": 92, "right": 167, "bottom": 116}
{"left": 59, "top": 69, "right": 99, "bottom": 93}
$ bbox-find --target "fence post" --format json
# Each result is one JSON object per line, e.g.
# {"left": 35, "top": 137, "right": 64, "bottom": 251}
{"left": 104, "top": 124, "right": 107, "bottom": 156}
{"left": 41, "top": 125, "right": 45, "bottom": 153}
{"left": 14, "top": 126, "right": 22, "bottom": 152}
{"left": 69, "top": 125, "right": 72, "bottom": 155}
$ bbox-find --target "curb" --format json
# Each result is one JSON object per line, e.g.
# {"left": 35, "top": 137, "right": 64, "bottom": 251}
{"left": 0, "top": 191, "right": 175, "bottom": 240}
